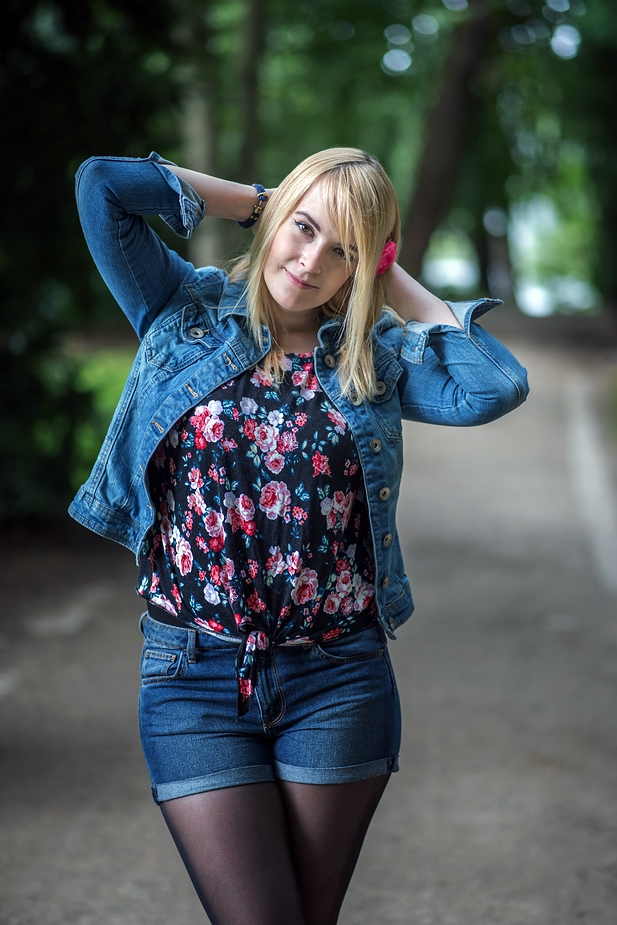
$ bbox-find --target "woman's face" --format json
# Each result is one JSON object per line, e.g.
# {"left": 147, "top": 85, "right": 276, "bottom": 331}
{"left": 263, "top": 184, "right": 356, "bottom": 322}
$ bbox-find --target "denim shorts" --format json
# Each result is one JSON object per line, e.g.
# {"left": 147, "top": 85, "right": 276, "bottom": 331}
{"left": 138, "top": 613, "right": 401, "bottom": 803}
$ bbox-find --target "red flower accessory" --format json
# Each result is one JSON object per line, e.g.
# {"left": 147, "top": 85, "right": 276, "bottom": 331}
{"left": 375, "top": 239, "right": 397, "bottom": 276}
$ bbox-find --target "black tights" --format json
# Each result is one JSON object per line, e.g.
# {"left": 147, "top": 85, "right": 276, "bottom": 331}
{"left": 160, "top": 775, "right": 389, "bottom": 925}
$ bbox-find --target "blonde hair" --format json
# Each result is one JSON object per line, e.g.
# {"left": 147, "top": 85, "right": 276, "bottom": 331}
{"left": 228, "top": 147, "right": 401, "bottom": 402}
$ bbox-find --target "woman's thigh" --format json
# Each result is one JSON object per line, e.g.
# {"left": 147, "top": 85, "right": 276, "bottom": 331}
{"left": 279, "top": 775, "right": 391, "bottom": 925}
{"left": 159, "top": 783, "right": 308, "bottom": 925}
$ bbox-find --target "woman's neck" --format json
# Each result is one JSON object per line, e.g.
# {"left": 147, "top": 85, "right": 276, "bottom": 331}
{"left": 270, "top": 305, "right": 321, "bottom": 354}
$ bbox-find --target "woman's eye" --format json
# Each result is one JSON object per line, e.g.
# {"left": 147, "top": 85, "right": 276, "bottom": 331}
{"left": 294, "top": 220, "right": 312, "bottom": 236}
{"left": 335, "top": 247, "right": 355, "bottom": 263}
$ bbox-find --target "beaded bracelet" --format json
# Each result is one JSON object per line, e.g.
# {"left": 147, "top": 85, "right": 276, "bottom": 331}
{"left": 237, "top": 184, "right": 269, "bottom": 228}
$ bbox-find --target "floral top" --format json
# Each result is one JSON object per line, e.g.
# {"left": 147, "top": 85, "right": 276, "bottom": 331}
{"left": 137, "top": 353, "right": 376, "bottom": 714}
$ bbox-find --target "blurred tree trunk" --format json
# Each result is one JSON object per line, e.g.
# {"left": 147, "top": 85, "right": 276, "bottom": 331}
{"left": 486, "top": 232, "right": 514, "bottom": 302}
{"left": 182, "top": 85, "right": 225, "bottom": 267}
{"left": 472, "top": 223, "right": 490, "bottom": 292}
{"left": 180, "top": 0, "right": 268, "bottom": 262}
{"left": 169, "top": 2, "right": 220, "bottom": 265}
{"left": 399, "top": 2, "right": 492, "bottom": 277}
{"left": 236, "top": 0, "right": 267, "bottom": 183}
{"left": 583, "top": 46, "right": 617, "bottom": 309}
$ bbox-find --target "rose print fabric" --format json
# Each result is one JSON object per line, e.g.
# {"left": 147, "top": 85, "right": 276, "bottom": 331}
{"left": 138, "top": 353, "right": 376, "bottom": 715}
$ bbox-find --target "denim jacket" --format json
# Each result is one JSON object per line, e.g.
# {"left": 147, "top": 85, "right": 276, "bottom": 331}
{"left": 69, "top": 153, "right": 529, "bottom": 639}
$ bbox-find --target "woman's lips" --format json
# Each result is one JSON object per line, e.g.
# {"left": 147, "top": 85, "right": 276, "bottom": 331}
{"left": 284, "top": 268, "right": 318, "bottom": 290}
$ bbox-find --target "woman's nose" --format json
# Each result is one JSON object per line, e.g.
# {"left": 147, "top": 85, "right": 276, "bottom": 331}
{"left": 300, "top": 244, "right": 323, "bottom": 273}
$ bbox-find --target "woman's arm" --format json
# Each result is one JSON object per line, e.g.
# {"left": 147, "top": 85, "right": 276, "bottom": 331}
{"left": 75, "top": 154, "right": 213, "bottom": 338}
{"left": 384, "top": 257, "right": 528, "bottom": 426}
{"left": 162, "top": 165, "right": 270, "bottom": 224}
{"left": 389, "top": 293, "right": 529, "bottom": 427}
{"left": 386, "top": 262, "right": 463, "bottom": 330}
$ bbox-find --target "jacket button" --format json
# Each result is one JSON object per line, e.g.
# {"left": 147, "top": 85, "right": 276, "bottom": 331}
{"left": 188, "top": 326, "right": 205, "bottom": 339}
{"left": 382, "top": 533, "right": 393, "bottom": 547}
{"left": 375, "top": 380, "right": 387, "bottom": 395}
{"left": 379, "top": 487, "right": 391, "bottom": 501}
{"left": 324, "top": 353, "right": 336, "bottom": 368}
{"left": 381, "top": 576, "right": 390, "bottom": 590}
{"left": 350, "top": 393, "right": 362, "bottom": 406}
{"left": 370, "top": 438, "right": 382, "bottom": 453}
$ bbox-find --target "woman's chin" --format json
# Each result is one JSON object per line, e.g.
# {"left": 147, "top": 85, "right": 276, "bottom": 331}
{"left": 268, "top": 291, "right": 321, "bottom": 317}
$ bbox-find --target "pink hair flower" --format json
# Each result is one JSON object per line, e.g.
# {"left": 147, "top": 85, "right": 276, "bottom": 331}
{"left": 375, "top": 239, "right": 397, "bottom": 276}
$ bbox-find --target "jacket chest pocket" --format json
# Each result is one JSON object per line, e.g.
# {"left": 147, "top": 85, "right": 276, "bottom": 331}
{"left": 372, "top": 402, "right": 403, "bottom": 443}
{"left": 144, "top": 306, "right": 224, "bottom": 372}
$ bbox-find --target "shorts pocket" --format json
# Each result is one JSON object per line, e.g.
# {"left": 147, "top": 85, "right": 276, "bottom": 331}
{"left": 140, "top": 645, "right": 186, "bottom": 683}
{"left": 315, "top": 626, "right": 385, "bottom": 664}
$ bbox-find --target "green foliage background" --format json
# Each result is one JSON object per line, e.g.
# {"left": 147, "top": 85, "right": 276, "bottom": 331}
{"left": 2, "top": 0, "right": 616, "bottom": 519}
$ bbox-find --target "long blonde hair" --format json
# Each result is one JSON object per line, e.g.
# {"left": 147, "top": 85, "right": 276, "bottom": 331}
{"left": 228, "top": 148, "right": 401, "bottom": 402}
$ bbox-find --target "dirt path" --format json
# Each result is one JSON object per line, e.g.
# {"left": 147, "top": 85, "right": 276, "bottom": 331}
{"left": 344, "top": 333, "right": 617, "bottom": 925}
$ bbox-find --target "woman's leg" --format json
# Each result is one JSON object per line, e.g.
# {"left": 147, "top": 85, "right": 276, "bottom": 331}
{"left": 279, "top": 775, "right": 390, "bottom": 925}
{"left": 159, "top": 775, "right": 389, "bottom": 925}
{"left": 159, "top": 782, "right": 307, "bottom": 925}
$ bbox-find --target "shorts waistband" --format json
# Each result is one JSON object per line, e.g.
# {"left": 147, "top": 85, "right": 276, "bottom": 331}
{"left": 141, "top": 609, "right": 241, "bottom": 646}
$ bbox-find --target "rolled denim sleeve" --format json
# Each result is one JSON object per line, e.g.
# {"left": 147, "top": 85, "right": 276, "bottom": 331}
{"left": 75, "top": 153, "right": 207, "bottom": 337}
{"left": 149, "top": 152, "right": 206, "bottom": 238}
{"left": 397, "top": 298, "right": 529, "bottom": 426}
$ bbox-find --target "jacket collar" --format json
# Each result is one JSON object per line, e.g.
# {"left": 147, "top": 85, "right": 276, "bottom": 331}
{"left": 317, "top": 309, "right": 400, "bottom": 346}
{"left": 218, "top": 279, "right": 250, "bottom": 318}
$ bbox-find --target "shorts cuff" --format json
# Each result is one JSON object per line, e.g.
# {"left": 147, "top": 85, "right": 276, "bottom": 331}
{"left": 273, "top": 755, "right": 399, "bottom": 785}
{"left": 152, "top": 764, "right": 276, "bottom": 803}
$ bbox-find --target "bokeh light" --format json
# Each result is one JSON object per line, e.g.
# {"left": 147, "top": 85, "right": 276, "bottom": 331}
{"left": 384, "top": 24, "right": 412, "bottom": 44}
{"left": 483, "top": 207, "right": 509, "bottom": 237}
{"left": 442, "top": 0, "right": 469, "bottom": 10}
{"left": 511, "top": 23, "right": 536, "bottom": 45}
{"left": 412, "top": 14, "right": 440, "bottom": 40}
{"left": 423, "top": 257, "right": 480, "bottom": 291}
{"left": 516, "top": 282, "right": 554, "bottom": 316}
{"left": 381, "top": 49, "right": 412, "bottom": 74}
{"left": 550, "top": 24, "right": 581, "bottom": 58}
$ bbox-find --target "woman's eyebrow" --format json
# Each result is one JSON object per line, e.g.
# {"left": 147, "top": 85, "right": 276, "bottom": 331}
{"left": 295, "top": 210, "right": 321, "bottom": 232}
{"left": 295, "top": 210, "right": 357, "bottom": 252}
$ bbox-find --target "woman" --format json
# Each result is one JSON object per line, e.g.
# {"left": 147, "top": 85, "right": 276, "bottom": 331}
{"left": 71, "top": 148, "right": 528, "bottom": 925}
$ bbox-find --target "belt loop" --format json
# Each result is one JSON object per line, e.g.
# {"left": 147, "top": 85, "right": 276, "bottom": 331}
{"left": 139, "top": 612, "right": 147, "bottom": 635}
{"left": 187, "top": 629, "right": 196, "bottom": 663}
